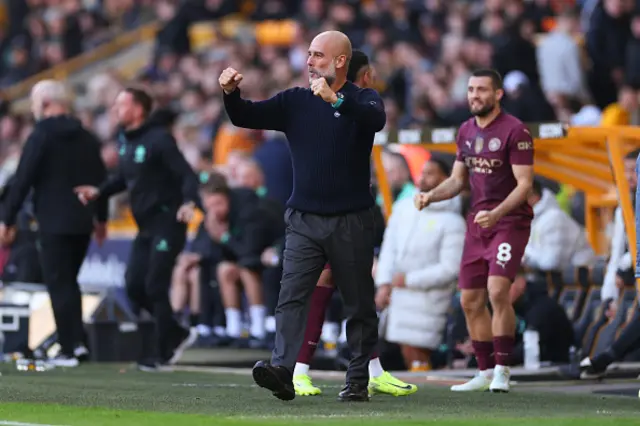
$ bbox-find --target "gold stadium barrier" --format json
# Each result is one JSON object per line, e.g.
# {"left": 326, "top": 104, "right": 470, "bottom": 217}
{"left": 4, "top": 21, "right": 159, "bottom": 102}
{"left": 188, "top": 18, "right": 299, "bottom": 51}
{"left": 372, "top": 124, "right": 640, "bottom": 274}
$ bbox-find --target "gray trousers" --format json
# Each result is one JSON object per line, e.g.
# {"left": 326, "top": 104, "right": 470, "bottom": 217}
{"left": 271, "top": 207, "right": 379, "bottom": 385}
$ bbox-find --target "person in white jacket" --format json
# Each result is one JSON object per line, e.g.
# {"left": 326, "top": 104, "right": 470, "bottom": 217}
{"left": 375, "top": 158, "right": 466, "bottom": 371}
{"left": 602, "top": 150, "right": 638, "bottom": 303}
{"left": 523, "top": 180, "right": 596, "bottom": 271}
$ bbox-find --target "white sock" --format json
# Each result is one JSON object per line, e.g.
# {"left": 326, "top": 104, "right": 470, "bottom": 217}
{"left": 321, "top": 322, "right": 340, "bottom": 344}
{"left": 249, "top": 305, "right": 267, "bottom": 338}
{"left": 494, "top": 365, "right": 509, "bottom": 375}
{"left": 213, "top": 326, "right": 226, "bottom": 337}
{"left": 338, "top": 320, "right": 347, "bottom": 344}
{"left": 294, "top": 363, "right": 309, "bottom": 377}
{"left": 368, "top": 357, "right": 384, "bottom": 378}
{"left": 479, "top": 369, "right": 494, "bottom": 378}
{"left": 225, "top": 308, "right": 242, "bottom": 338}
{"left": 196, "top": 324, "right": 211, "bottom": 336}
{"left": 265, "top": 316, "right": 276, "bottom": 333}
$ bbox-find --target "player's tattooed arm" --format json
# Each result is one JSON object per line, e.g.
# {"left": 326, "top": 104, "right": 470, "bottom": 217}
{"left": 492, "top": 164, "right": 534, "bottom": 219}
{"left": 430, "top": 161, "right": 468, "bottom": 202}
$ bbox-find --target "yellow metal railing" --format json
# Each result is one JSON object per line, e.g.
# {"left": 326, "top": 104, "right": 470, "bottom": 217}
{"left": 4, "top": 21, "right": 159, "bottom": 102}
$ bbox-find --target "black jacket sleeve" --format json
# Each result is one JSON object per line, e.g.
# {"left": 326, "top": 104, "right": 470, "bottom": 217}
{"left": 223, "top": 88, "right": 289, "bottom": 131}
{"left": 156, "top": 131, "right": 201, "bottom": 207}
{"left": 3, "top": 128, "right": 47, "bottom": 226}
{"left": 336, "top": 88, "right": 386, "bottom": 132}
{"left": 85, "top": 130, "right": 109, "bottom": 223}
{"left": 98, "top": 170, "right": 127, "bottom": 199}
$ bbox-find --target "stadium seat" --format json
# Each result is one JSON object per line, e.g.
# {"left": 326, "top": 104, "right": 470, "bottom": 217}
{"left": 589, "top": 258, "right": 607, "bottom": 286}
{"left": 558, "top": 286, "right": 581, "bottom": 322}
{"left": 189, "top": 22, "right": 217, "bottom": 52}
{"left": 580, "top": 299, "right": 612, "bottom": 356}
{"left": 572, "top": 286, "right": 602, "bottom": 348}
{"left": 615, "top": 299, "right": 638, "bottom": 340}
{"left": 588, "top": 288, "right": 636, "bottom": 357}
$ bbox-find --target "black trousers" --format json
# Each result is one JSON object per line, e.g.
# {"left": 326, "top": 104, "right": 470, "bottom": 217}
{"left": 271, "top": 208, "right": 378, "bottom": 386}
{"left": 262, "top": 264, "right": 282, "bottom": 317}
{"left": 38, "top": 233, "right": 91, "bottom": 357}
{"left": 198, "top": 258, "right": 225, "bottom": 329}
{"left": 125, "top": 224, "right": 186, "bottom": 360}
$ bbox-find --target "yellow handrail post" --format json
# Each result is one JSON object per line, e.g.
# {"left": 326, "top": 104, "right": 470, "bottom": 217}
{"left": 584, "top": 194, "right": 601, "bottom": 255}
{"left": 372, "top": 145, "right": 392, "bottom": 222}
{"left": 607, "top": 134, "right": 638, "bottom": 292}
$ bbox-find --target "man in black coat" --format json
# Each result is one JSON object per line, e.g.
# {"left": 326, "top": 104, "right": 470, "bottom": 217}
{"left": 0, "top": 80, "right": 108, "bottom": 367}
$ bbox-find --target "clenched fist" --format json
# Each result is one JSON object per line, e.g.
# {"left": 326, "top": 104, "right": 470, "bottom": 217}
{"left": 219, "top": 67, "right": 244, "bottom": 94}
{"left": 310, "top": 78, "right": 338, "bottom": 103}
{"left": 414, "top": 191, "right": 432, "bottom": 210}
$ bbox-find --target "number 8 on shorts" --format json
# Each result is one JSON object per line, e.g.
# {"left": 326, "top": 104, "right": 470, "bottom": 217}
{"left": 487, "top": 226, "right": 529, "bottom": 281}
{"left": 496, "top": 243, "right": 512, "bottom": 263}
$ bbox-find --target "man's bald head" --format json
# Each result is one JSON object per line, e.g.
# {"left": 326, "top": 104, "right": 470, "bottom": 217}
{"left": 314, "top": 31, "right": 352, "bottom": 59}
{"left": 307, "top": 31, "right": 352, "bottom": 87}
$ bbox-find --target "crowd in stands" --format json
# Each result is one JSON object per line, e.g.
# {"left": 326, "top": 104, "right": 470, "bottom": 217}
{"left": 0, "top": 0, "right": 155, "bottom": 88}
{"left": 0, "top": 0, "right": 639, "bottom": 371}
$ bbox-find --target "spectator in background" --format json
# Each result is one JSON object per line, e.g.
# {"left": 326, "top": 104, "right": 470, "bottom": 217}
{"left": 375, "top": 159, "right": 465, "bottom": 371}
{"left": 522, "top": 180, "right": 596, "bottom": 272}
{"left": 602, "top": 149, "right": 639, "bottom": 303}
{"left": 509, "top": 277, "right": 575, "bottom": 365}
{"left": 536, "top": 7, "right": 589, "bottom": 107}
{"left": 502, "top": 70, "right": 555, "bottom": 122}
{"left": 377, "top": 150, "right": 416, "bottom": 210}
{"left": 235, "top": 157, "right": 285, "bottom": 346}
{"left": 625, "top": 12, "right": 640, "bottom": 88}
{"left": 200, "top": 172, "right": 274, "bottom": 349}
{"left": 585, "top": 0, "right": 632, "bottom": 109}
{"left": 253, "top": 130, "right": 293, "bottom": 207}
{"left": 600, "top": 84, "right": 640, "bottom": 125}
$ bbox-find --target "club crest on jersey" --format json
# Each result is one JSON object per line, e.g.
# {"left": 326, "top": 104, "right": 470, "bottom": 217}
{"left": 474, "top": 137, "right": 484, "bottom": 154}
{"left": 489, "top": 138, "right": 501, "bottom": 152}
{"left": 134, "top": 145, "right": 146, "bottom": 163}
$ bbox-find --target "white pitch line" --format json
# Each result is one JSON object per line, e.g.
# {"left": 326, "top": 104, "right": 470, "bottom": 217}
{"left": 0, "top": 421, "right": 69, "bottom": 426}
{"left": 171, "top": 382, "right": 342, "bottom": 389}
{"left": 233, "top": 413, "right": 386, "bottom": 420}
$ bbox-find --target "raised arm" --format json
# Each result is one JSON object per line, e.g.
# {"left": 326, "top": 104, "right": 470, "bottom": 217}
{"left": 220, "top": 67, "right": 288, "bottom": 131}
{"left": 428, "top": 161, "right": 468, "bottom": 203}
{"left": 415, "top": 161, "right": 468, "bottom": 210}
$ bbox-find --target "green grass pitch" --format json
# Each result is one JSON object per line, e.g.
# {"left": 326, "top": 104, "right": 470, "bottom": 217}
{"left": 0, "top": 364, "right": 639, "bottom": 425}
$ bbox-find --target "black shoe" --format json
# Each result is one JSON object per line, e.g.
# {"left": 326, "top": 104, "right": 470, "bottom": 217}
{"left": 578, "top": 354, "right": 610, "bottom": 379}
{"left": 338, "top": 383, "right": 370, "bottom": 402}
{"left": 252, "top": 360, "right": 295, "bottom": 401}
{"left": 137, "top": 359, "right": 173, "bottom": 372}
{"left": 167, "top": 327, "right": 197, "bottom": 365}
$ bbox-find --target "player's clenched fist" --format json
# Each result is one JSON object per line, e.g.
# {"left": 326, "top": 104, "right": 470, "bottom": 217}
{"left": 414, "top": 192, "right": 432, "bottom": 210}
{"left": 311, "top": 78, "right": 338, "bottom": 103}
{"left": 474, "top": 210, "right": 499, "bottom": 228}
{"left": 219, "top": 67, "right": 243, "bottom": 94}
